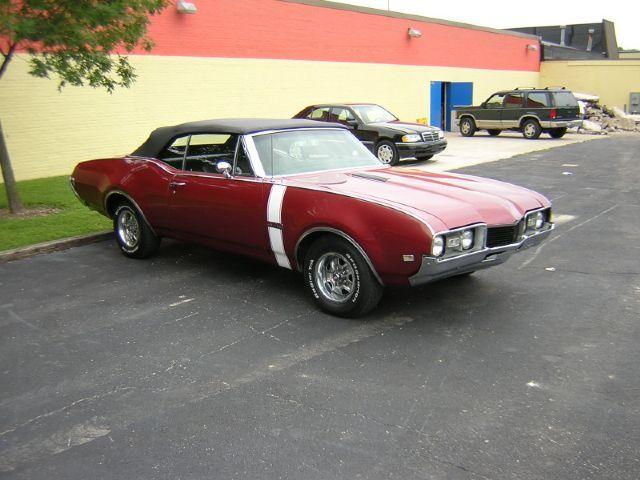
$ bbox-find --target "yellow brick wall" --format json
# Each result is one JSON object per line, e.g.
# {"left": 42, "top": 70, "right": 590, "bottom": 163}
{"left": 540, "top": 60, "right": 640, "bottom": 109}
{"left": 0, "top": 54, "right": 539, "bottom": 181}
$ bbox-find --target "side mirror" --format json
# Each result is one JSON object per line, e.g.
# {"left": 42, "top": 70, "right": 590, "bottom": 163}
{"left": 216, "top": 161, "right": 232, "bottom": 178}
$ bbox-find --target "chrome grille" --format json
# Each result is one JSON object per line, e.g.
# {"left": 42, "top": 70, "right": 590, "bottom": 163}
{"left": 486, "top": 224, "right": 520, "bottom": 248}
{"left": 422, "top": 131, "right": 439, "bottom": 142}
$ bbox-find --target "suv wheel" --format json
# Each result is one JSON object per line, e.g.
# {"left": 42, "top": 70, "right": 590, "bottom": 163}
{"left": 549, "top": 128, "right": 567, "bottom": 139}
{"left": 376, "top": 141, "right": 399, "bottom": 165}
{"left": 521, "top": 119, "right": 542, "bottom": 140}
{"left": 487, "top": 129, "right": 501, "bottom": 136}
{"left": 304, "top": 236, "right": 383, "bottom": 318}
{"left": 459, "top": 117, "right": 476, "bottom": 137}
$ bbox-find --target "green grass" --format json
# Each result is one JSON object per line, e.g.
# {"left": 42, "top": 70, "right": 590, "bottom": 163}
{"left": 0, "top": 175, "right": 111, "bottom": 251}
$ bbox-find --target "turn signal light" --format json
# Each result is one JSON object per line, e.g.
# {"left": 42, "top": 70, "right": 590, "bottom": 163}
{"left": 550, "top": 108, "right": 557, "bottom": 120}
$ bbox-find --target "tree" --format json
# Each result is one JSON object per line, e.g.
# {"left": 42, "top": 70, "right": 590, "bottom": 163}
{"left": 0, "top": 0, "right": 169, "bottom": 213}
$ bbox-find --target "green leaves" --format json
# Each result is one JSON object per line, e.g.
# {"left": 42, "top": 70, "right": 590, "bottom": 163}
{"left": 1, "top": 0, "right": 169, "bottom": 91}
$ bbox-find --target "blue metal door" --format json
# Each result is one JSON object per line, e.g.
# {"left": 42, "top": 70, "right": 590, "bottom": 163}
{"left": 448, "top": 82, "right": 473, "bottom": 131}
{"left": 430, "top": 81, "right": 443, "bottom": 129}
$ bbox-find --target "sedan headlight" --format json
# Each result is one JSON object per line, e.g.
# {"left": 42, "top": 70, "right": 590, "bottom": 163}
{"left": 431, "top": 235, "right": 444, "bottom": 257}
{"left": 461, "top": 229, "right": 474, "bottom": 250}
{"left": 402, "top": 134, "right": 422, "bottom": 143}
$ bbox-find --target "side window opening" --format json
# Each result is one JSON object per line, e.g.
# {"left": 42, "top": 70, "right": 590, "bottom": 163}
{"left": 485, "top": 94, "right": 506, "bottom": 108}
{"left": 158, "top": 133, "right": 238, "bottom": 173}
{"left": 526, "top": 92, "right": 551, "bottom": 108}
{"left": 309, "top": 107, "right": 330, "bottom": 121}
{"left": 234, "top": 140, "right": 255, "bottom": 177}
{"left": 504, "top": 93, "right": 524, "bottom": 108}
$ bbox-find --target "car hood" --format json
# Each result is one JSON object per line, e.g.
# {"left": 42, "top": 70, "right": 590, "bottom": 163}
{"left": 368, "top": 121, "right": 439, "bottom": 134}
{"left": 284, "top": 168, "right": 549, "bottom": 231}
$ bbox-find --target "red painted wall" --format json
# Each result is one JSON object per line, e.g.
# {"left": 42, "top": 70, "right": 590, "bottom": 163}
{"left": 140, "top": 0, "right": 539, "bottom": 71}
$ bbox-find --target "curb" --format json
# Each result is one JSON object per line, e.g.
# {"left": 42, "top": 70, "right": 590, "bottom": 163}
{"left": 0, "top": 232, "right": 113, "bottom": 263}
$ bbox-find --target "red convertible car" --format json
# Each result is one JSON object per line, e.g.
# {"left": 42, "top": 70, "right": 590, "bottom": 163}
{"left": 71, "top": 119, "right": 554, "bottom": 317}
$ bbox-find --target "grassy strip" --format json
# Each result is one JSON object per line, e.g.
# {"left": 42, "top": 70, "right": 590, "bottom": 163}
{"left": 0, "top": 176, "right": 111, "bottom": 251}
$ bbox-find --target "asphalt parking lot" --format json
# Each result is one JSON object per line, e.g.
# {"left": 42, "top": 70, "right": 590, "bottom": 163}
{"left": 1, "top": 136, "right": 639, "bottom": 479}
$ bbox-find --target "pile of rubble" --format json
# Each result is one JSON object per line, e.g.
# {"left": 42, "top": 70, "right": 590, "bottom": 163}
{"left": 573, "top": 93, "right": 640, "bottom": 135}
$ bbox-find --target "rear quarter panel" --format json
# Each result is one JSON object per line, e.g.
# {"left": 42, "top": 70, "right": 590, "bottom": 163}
{"left": 72, "top": 157, "right": 174, "bottom": 228}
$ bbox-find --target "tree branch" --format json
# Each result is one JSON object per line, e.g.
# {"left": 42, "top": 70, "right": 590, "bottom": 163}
{"left": 0, "top": 42, "right": 17, "bottom": 80}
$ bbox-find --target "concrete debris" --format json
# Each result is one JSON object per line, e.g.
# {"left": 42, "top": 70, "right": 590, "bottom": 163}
{"left": 572, "top": 95, "right": 640, "bottom": 135}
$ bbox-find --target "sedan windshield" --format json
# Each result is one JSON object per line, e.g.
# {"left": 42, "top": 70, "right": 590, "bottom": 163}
{"left": 351, "top": 104, "right": 397, "bottom": 124}
{"left": 252, "top": 129, "right": 381, "bottom": 176}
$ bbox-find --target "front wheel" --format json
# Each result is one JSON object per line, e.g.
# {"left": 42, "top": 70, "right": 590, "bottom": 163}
{"left": 114, "top": 203, "right": 160, "bottom": 259}
{"left": 459, "top": 117, "right": 476, "bottom": 137}
{"left": 304, "top": 236, "right": 383, "bottom": 318}
{"left": 521, "top": 119, "right": 542, "bottom": 139}
{"left": 549, "top": 128, "right": 567, "bottom": 139}
{"left": 376, "top": 141, "right": 399, "bottom": 165}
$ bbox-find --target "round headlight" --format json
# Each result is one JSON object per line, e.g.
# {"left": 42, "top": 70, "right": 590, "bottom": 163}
{"left": 461, "top": 230, "right": 474, "bottom": 250}
{"left": 431, "top": 236, "right": 444, "bottom": 257}
{"left": 535, "top": 212, "right": 544, "bottom": 229}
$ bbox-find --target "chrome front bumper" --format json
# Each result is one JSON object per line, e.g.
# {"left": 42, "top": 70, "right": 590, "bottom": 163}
{"left": 409, "top": 224, "right": 554, "bottom": 286}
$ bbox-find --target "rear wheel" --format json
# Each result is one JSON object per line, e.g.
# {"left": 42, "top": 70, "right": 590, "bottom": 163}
{"left": 459, "top": 117, "right": 476, "bottom": 137}
{"left": 521, "top": 119, "right": 542, "bottom": 139}
{"left": 487, "top": 129, "right": 501, "bottom": 136}
{"left": 549, "top": 127, "right": 567, "bottom": 139}
{"left": 304, "top": 236, "right": 383, "bottom": 318}
{"left": 376, "top": 140, "right": 399, "bottom": 165}
{"left": 113, "top": 202, "right": 160, "bottom": 259}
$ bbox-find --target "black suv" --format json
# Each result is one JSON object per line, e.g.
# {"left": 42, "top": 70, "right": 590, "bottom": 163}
{"left": 293, "top": 103, "right": 447, "bottom": 165}
{"left": 454, "top": 88, "right": 582, "bottom": 139}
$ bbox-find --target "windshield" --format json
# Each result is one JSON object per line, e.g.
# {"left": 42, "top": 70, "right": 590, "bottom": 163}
{"left": 351, "top": 105, "right": 398, "bottom": 124}
{"left": 252, "top": 129, "right": 381, "bottom": 176}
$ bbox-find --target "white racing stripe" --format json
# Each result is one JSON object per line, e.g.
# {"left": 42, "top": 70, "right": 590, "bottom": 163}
{"left": 267, "top": 184, "right": 291, "bottom": 269}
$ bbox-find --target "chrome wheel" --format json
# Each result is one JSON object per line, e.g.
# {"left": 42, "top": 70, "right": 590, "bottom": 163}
{"left": 116, "top": 209, "right": 140, "bottom": 249}
{"left": 461, "top": 121, "right": 471, "bottom": 135}
{"left": 314, "top": 252, "right": 356, "bottom": 303}
{"left": 377, "top": 144, "right": 395, "bottom": 164}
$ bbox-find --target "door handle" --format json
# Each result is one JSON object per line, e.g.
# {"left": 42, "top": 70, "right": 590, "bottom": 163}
{"left": 169, "top": 181, "right": 187, "bottom": 190}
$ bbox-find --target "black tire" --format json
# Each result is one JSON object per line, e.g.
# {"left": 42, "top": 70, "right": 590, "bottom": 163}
{"left": 375, "top": 140, "right": 399, "bottom": 166}
{"left": 549, "top": 128, "right": 567, "bottom": 139}
{"left": 416, "top": 154, "right": 434, "bottom": 162}
{"left": 304, "top": 236, "right": 383, "bottom": 318}
{"left": 487, "top": 129, "right": 501, "bottom": 136}
{"left": 459, "top": 117, "right": 476, "bottom": 137}
{"left": 521, "top": 119, "right": 542, "bottom": 139}
{"left": 113, "top": 202, "right": 160, "bottom": 259}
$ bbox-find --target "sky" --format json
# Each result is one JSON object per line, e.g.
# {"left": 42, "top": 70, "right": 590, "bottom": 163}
{"left": 329, "top": 0, "right": 640, "bottom": 50}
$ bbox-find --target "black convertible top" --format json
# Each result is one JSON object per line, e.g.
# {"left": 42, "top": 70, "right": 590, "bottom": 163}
{"left": 131, "top": 118, "right": 345, "bottom": 158}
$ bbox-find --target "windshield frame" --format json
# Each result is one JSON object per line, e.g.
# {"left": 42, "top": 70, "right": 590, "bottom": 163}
{"left": 350, "top": 104, "right": 399, "bottom": 124}
{"left": 243, "top": 127, "right": 384, "bottom": 179}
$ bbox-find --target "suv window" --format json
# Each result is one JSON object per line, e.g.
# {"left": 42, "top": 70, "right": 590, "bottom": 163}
{"left": 526, "top": 92, "right": 550, "bottom": 108}
{"left": 553, "top": 92, "right": 579, "bottom": 107}
{"left": 504, "top": 93, "right": 524, "bottom": 108}
{"left": 308, "top": 107, "right": 330, "bottom": 121}
{"left": 485, "top": 93, "right": 505, "bottom": 108}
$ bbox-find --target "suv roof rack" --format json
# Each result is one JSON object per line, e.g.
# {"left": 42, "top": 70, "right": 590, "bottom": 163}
{"left": 544, "top": 86, "right": 566, "bottom": 90}
{"left": 514, "top": 87, "right": 537, "bottom": 90}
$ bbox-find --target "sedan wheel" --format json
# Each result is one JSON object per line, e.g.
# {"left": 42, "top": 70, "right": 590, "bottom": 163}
{"left": 304, "top": 236, "right": 383, "bottom": 317}
{"left": 114, "top": 203, "right": 161, "bottom": 259}
{"left": 376, "top": 141, "right": 398, "bottom": 165}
